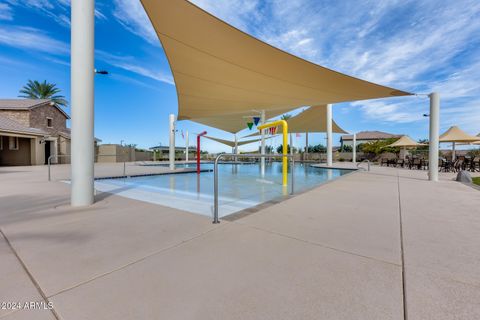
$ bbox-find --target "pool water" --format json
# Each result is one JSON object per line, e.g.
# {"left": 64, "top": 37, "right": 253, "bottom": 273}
{"left": 94, "top": 163, "right": 352, "bottom": 218}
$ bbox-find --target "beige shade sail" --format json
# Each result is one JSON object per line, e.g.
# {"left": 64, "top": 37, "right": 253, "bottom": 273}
{"left": 386, "top": 135, "right": 426, "bottom": 148}
{"left": 190, "top": 107, "right": 294, "bottom": 134}
{"left": 204, "top": 135, "right": 266, "bottom": 148}
{"left": 140, "top": 0, "right": 412, "bottom": 121}
{"left": 242, "top": 105, "right": 346, "bottom": 138}
{"left": 439, "top": 126, "right": 480, "bottom": 143}
{"left": 285, "top": 105, "right": 347, "bottom": 134}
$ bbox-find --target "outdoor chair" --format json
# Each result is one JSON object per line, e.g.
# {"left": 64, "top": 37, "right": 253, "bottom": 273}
{"left": 411, "top": 158, "right": 422, "bottom": 170}
{"left": 470, "top": 157, "right": 480, "bottom": 172}
{"left": 396, "top": 159, "right": 404, "bottom": 167}
{"left": 453, "top": 159, "right": 464, "bottom": 173}
{"left": 380, "top": 158, "right": 389, "bottom": 166}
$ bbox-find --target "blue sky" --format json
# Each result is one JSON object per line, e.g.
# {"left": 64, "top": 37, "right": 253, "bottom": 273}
{"left": 0, "top": 0, "right": 479, "bottom": 152}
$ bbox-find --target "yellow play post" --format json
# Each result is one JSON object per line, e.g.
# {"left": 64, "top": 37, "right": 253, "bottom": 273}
{"left": 257, "top": 120, "right": 288, "bottom": 186}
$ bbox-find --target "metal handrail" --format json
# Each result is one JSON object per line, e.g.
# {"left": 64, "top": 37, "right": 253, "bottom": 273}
{"left": 48, "top": 154, "right": 128, "bottom": 181}
{"left": 213, "top": 153, "right": 295, "bottom": 224}
{"left": 357, "top": 159, "right": 371, "bottom": 171}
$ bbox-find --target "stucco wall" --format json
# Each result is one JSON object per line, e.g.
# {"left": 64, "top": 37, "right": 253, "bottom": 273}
{"left": 97, "top": 145, "right": 133, "bottom": 163}
{"left": 135, "top": 150, "right": 153, "bottom": 161}
{"left": 0, "top": 136, "right": 31, "bottom": 166}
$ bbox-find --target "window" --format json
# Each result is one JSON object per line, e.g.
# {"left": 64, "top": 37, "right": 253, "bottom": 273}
{"left": 9, "top": 137, "right": 19, "bottom": 150}
{"left": 47, "top": 117, "right": 53, "bottom": 128}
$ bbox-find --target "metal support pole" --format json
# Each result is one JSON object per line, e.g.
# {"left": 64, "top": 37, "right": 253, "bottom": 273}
{"left": 213, "top": 155, "right": 220, "bottom": 224}
{"left": 352, "top": 133, "right": 357, "bottom": 165}
{"left": 290, "top": 156, "right": 295, "bottom": 195}
{"left": 290, "top": 133, "right": 294, "bottom": 156}
{"left": 71, "top": 0, "right": 95, "bottom": 206}
{"left": 260, "top": 110, "right": 266, "bottom": 176}
{"left": 169, "top": 114, "right": 175, "bottom": 170}
{"left": 234, "top": 134, "right": 238, "bottom": 154}
{"left": 305, "top": 131, "right": 309, "bottom": 154}
{"left": 197, "top": 131, "right": 207, "bottom": 174}
{"left": 429, "top": 92, "right": 440, "bottom": 181}
{"left": 326, "top": 104, "right": 333, "bottom": 167}
{"left": 185, "top": 130, "right": 189, "bottom": 162}
{"left": 452, "top": 142, "right": 456, "bottom": 161}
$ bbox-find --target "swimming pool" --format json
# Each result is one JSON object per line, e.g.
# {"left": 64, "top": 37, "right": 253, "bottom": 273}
{"left": 94, "top": 163, "right": 352, "bottom": 218}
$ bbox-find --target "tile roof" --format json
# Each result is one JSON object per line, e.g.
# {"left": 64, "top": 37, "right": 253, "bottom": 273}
{"left": 0, "top": 99, "right": 51, "bottom": 109}
{"left": 0, "top": 99, "right": 70, "bottom": 119}
{"left": 341, "top": 131, "right": 402, "bottom": 141}
{"left": 0, "top": 115, "right": 47, "bottom": 136}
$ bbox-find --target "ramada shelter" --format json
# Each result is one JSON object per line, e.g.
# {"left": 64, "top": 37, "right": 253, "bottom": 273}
{"left": 340, "top": 131, "right": 403, "bottom": 148}
{"left": 0, "top": 99, "right": 72, "bottom": 166}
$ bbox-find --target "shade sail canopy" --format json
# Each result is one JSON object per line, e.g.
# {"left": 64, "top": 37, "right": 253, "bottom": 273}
{"left": 190, "top": 107, "right": 293, "bottom": 134}
{"left": 242, "top": 105, "right": 346, "bottom": 137}
{"left": 285, "top": 105, "right": 347, "bottom": 134}
{"left": 439, "top": 126, "right": 480, "bottom": 143}
{"left": 386, "top": 135, "right": 426, "bottom": 147}
{"left": 204, "top": 135, "right": 266, "bottom": 148}
{"left": 140, "top": 0, "right": 411, "bottom": 121}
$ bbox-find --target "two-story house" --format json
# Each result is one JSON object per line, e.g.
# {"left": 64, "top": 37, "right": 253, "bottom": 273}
{"left": 0, "top": 99, "right": 73, "bottom": 166}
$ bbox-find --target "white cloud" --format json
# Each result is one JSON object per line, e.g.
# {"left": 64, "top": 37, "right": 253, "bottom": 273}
{"left": 0, "top": 25, "right": 69, "bottom": 55}
{"left": 96, "top": 51, "right": 174, "bottom": 85}
{"left": 189, "top": 0, "right": 480, "bottom": 128}
{"left": 0, "top": 3, "right": 14, "bottom": 21}
{"left": 5, "top": 0, "right": 106, "bottom": 27}
{"left": 112, "top": 0, "right": 158, "bottom": 45}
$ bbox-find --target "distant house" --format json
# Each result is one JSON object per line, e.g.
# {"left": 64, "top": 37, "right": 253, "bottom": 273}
{"left": 0, "top": 99, "right": 98, "bottom": 166}
{"left": 340, "top": 131, "right": 402, "bottom": 148}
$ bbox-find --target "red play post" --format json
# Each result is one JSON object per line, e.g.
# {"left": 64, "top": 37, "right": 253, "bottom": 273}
{"left": 197, "top": 131, "right": 207, "bottom": 174}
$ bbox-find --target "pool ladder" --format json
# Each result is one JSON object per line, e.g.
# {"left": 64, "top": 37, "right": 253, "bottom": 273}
{"left": 213, "top": 153, "right": 296, "bottom": 224}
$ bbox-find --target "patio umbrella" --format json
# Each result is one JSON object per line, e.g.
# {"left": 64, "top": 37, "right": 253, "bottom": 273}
{"left": 386, "top": 135, "right": 427, "bottom": 160}
{"left": 439, "top": 126, "right": 480, "bottom": 160}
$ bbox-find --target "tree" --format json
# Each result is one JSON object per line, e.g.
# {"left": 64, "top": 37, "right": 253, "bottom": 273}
{"left": 276, "top": 144, "right": 297, "bottom": 154}
{"left": 280, "top": 114, "right": 292, "bottom": 121}
{"left": 360, "top": 138, "right": 399, "bottom": 155}
{"left": 19, "top": 80, "right": 68, "bottom": 107}
{"left": 340, "top": 145, "right": 353, "bottom": 152}
{"left": 306, "top": 144, "right": 326, "bottom": 153}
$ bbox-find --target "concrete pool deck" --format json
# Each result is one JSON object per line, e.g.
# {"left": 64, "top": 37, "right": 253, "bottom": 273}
{"left": 0, "top": 163, "right": 479, "bottom": 319}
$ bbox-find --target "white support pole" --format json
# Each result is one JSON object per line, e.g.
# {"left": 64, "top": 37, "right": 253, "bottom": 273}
{"left": 185, "top": 130, "right": 189, "bottom": 162}
{"left": 429, "top": 92, "right": 440, "bottom": 181}
{"left": 352, "top": 133, "right": 357, "bottom": 165}
{"left": 169, "top": 114, "right": 175, "bottom": 170}
{"left": 234, "top": 134, "right": 238, "bottom": 154}
{"left": 452, "top": 142, "right": 456, "bottom": 161}
{"left": 290, "top": 133, "right": 293, "bottom": 156}
{"left": 305, "top": 131, "right": 309, "bottom": 154}
{"left": 326, "top": 104, "right": 333, "bottom": 167}
{"left": 71, "top": 0, "right": 95, "bottom": 206}
{"left": 260, "top": 110, "right": 266, "bottom": 176}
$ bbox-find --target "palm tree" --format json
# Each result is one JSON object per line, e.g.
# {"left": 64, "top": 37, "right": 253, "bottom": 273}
{"left": 280, "top": 114, "right": 291, "bottom": 121}
{"left": 19, "top": 80, "right": 68, "bottom": 107}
